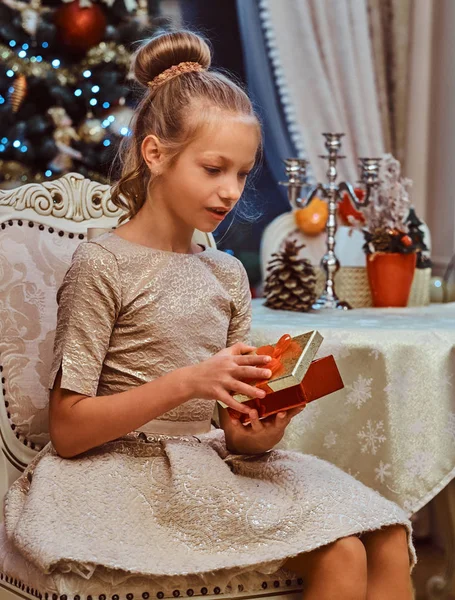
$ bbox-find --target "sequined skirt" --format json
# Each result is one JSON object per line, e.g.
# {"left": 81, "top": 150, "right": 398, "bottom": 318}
{"left": 4, "top": 429, "right": 415, "bottom": 581}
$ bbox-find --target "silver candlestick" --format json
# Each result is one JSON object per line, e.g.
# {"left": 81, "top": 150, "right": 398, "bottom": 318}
{"left": 280, "top": 133, "right": 381, "bottom": 310}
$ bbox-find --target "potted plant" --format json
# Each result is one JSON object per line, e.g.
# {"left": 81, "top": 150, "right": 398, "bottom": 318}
{"left": 360, "top": 154, "right": 417, "bottom": 307}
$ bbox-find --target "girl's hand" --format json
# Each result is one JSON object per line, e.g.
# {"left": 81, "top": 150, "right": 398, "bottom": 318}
{"left": 220, "top": 406, "right": 304, "bottom": 455}
{"left": 187, "top": 342, "right": 273, "bottom": 416}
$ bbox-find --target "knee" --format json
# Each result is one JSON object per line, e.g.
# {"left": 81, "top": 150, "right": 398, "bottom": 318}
{"left": 324, "top": 536, "right": 367, "bottom": 571}
{"left": 313, "top": 536, "right": 367, "bottom": 595}
{"left": 369, "top": 525, "right": 410, "bottom": 565}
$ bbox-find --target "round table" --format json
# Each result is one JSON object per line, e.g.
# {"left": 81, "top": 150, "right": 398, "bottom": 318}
{"left": 251, "top": 300, "right": 455, "bottom": 599}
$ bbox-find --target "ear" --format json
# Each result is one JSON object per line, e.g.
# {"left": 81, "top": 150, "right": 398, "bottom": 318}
{"left": 141, "top": 134, "right": 165, "bottom": 174}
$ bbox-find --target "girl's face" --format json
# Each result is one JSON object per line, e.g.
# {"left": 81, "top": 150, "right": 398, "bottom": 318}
{"left": 152, "top": 114, "right": 260, "bottom": 233}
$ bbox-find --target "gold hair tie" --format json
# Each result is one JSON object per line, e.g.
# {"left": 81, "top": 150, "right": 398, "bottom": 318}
{"left": 147, "top": 61, "right": 205, "bottom": 90}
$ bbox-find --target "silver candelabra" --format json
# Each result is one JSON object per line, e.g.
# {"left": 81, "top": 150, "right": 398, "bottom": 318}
{"left": 280, "top": 133, "right": 381, "bottom": 310}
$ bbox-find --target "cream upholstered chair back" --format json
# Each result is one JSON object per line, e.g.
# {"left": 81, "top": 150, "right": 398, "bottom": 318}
{"left": 0, "top": 173, "right": 215, "bottom": 508}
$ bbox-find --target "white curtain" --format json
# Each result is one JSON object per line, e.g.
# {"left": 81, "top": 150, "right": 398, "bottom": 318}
{"left": 259, "top": 0, "right": 385, "bottom": 183}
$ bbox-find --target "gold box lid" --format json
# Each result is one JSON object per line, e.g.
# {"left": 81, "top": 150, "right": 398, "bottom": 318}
{"left": 219, "top": 330, "right": 323, "bottom": 408}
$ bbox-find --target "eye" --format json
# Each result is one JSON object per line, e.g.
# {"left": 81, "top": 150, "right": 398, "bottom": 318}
{"left": 204, "top": 166, "right": 221, "bottom": 175}
{"left": 239, "top": 171, "right": 251, "bottom": 179}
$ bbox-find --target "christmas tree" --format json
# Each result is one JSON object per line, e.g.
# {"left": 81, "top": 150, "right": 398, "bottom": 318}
{"left": 0, "top": 0, "right": 165, "bottom": 187}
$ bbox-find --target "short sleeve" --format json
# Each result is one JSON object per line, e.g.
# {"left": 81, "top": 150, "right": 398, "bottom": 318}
{"left": 226, "top": 260, "right": 252, "bottom": 346}
{"left": 48, "top": 242, "right": 122, "bottom": 397}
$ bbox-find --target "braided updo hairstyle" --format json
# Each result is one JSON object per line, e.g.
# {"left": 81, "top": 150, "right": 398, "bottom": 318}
{"left": 110, "top": 30, "right": 261, "bottom": 224}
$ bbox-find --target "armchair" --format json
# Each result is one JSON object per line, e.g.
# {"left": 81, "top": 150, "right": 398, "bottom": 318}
{"left": 0, "top": 174, "right": 302, "bottom": 600}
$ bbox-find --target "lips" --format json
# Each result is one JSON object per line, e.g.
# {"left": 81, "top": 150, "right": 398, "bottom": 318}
{"left": 206, "top": 207, "right": 229, "bottom": 221}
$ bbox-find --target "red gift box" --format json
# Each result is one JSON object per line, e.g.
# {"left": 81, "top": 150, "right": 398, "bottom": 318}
{"left": 219, "top": 331, "right": 344, "bottom": 425}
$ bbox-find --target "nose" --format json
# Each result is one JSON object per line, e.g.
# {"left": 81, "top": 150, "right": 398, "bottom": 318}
{"left": 218, "top": 177, "right": 242, "bottom": 204}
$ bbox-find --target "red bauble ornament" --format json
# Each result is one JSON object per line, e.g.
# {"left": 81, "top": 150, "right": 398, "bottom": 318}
{"left": 54, "top": 0, "right": 106, "bottom": 54}
{"left": 339, "top": 188, "right": 366, "bottom": 225}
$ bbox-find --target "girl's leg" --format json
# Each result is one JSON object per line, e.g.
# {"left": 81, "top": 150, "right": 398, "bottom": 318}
{"left": 361, "top": 525, "right": 414, "bottom": 600}
{"left": 283, "top": 536, "right": 368, "bottom": 600}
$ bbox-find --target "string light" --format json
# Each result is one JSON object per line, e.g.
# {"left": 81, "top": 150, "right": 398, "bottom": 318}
{"left": 18, "top": 50, "right": 26, "bottom": 58}
{"left": 45, "top": 170, "right": 52, "bottom": 177}
{"left": 52, "top": 59, "right": 60, "bottom": 68}
{"left": 6, "top": 70, "right": 14, "bottom": 77}
{"left": 120, "top": 127, "right": 129, "bottom": 136}
{"left": 74, "top": 89, "right": 82, "bottom": 97}
{"left": 13, "top": 140, "right": 21, "bottom": 148}
{"left": 22, "top": 43, "right": 29, "bottom": 50}
{"left": 102, "top": 102, "right": 110, "bottom": 109}
{"left": 41, "top": 42, "right": 48, "bottom": 48}
{"left": 9, "top": 41, "right": 16, "bottom": 48}
{"left": 0, "top": 145, "right": 5, "bottom": 152}
{"left": 1, "top": 138, "right": 7, "bottom": 144}
{"left": 0, "top": 96, "right": 4, "bottom": 105}
{"left": 103, "top": 139, "right": 111, "bottom": 146}
{"left": 89, "top": 98, "right": 97, "bottom": 106}
{"left": 20, "top": 145, "right": 27, "bottom": 153}
{"left": 91, "top": 85, "right": 100, "bottom": 93}
{"left": 83, "top": 70, "right": 91, "bottom": 78}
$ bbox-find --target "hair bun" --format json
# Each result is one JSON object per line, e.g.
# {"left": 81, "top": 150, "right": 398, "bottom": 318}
{"left": 133, "top": 30, "right": 212, "bottom": 88}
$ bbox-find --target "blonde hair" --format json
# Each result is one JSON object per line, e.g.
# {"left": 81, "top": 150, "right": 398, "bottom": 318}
{"left": 111, "top": 30, "right": 261, "bottom": 224}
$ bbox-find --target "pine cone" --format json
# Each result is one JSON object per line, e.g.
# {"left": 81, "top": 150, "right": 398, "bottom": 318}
{"left": 264, "top": 239, "right": 317, "bottom": 312}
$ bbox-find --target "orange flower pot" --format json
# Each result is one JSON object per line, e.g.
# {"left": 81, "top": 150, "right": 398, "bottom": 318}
{"left": 366, "top": 252, "right": 417, "bottom": 307}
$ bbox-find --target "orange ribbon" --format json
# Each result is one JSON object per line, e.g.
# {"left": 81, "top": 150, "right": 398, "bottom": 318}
{"left": 253, "top": 334, "right": 302, "bottom": 390}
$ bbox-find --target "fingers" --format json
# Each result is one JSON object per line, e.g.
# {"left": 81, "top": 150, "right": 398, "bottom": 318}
{"left": 249, "top": 410, "right": 264, "bottom": 432}
{"left": 286, "top": 406, "right": 305, "bottom": 419}
{"left": 230, "top": 343, "right": 257, "bottom": 355}
{"left": 218, "top": 392, "right": 255, "bottom": 416}
{"left": 235, "top": 366, "right": 272, "bottom": 380}
{"left": 228, "top": 379, "right": 267, "bottom": 400}
{"left": 235, "top": 354, "right": 272, "bottom": 366}
{"left": 273, "top": 407, "right": 304, "bottom": 427}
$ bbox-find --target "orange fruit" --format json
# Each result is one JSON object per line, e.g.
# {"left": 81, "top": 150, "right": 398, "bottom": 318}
{"left": 294, "top": 197, "right": 328, "bottom": 236}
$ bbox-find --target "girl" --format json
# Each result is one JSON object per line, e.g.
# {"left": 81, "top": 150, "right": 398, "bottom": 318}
{"left": 5, "top": 30, "right": 415, "bottom": 600}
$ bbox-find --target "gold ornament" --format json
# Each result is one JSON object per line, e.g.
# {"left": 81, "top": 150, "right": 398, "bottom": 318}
{"left": 1, "top": 0, "right": 45, "bottom": 36}
{"left": 77, "top": 115, "right": 105, "bottom": 144}
{"left": 48, "top": 107, "right": 82, "bottom": 172}
{"left": 9, "top": 74, "right": 27, "bottom": 113}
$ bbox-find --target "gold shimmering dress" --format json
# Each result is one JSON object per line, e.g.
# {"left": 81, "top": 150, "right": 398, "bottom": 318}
{"left": 4, "top": 232, "right": 415, "bottom": 591}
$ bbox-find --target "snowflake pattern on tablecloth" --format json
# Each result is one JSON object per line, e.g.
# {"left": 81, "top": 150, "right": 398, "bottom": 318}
{"left": 374, "top": 461, "right": 392, "bottom": 483}
{"left": 404, "top": 451, "right": 433, "bottom": 479}
{"left": 409, "top": 420, "right": 426, "bottom": 435}
{"left": 384, "top": 370, "right": 413, "bottom": 397}
{"left": 403, "top": 497, "right": 420, "bottom": 515}
{"left": 323, "top": 430, "right": 338, "bottom": 449}
{"left": 346, "top": 375, "right": 373, "bottom": 409}
{"left": 347, "top": 467, "right": 361, "bottom": 479}
{"left": 279, "top": 401, "right": 322, "bottom": 448}
{"left": 445, "top": 413, "right": 455, "bottom": 442}
{"left": 296, "top": 401, "right": 322, "bottom": 432}
{"left": 357, "top": 420, "right": 386, "bottom": 455}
